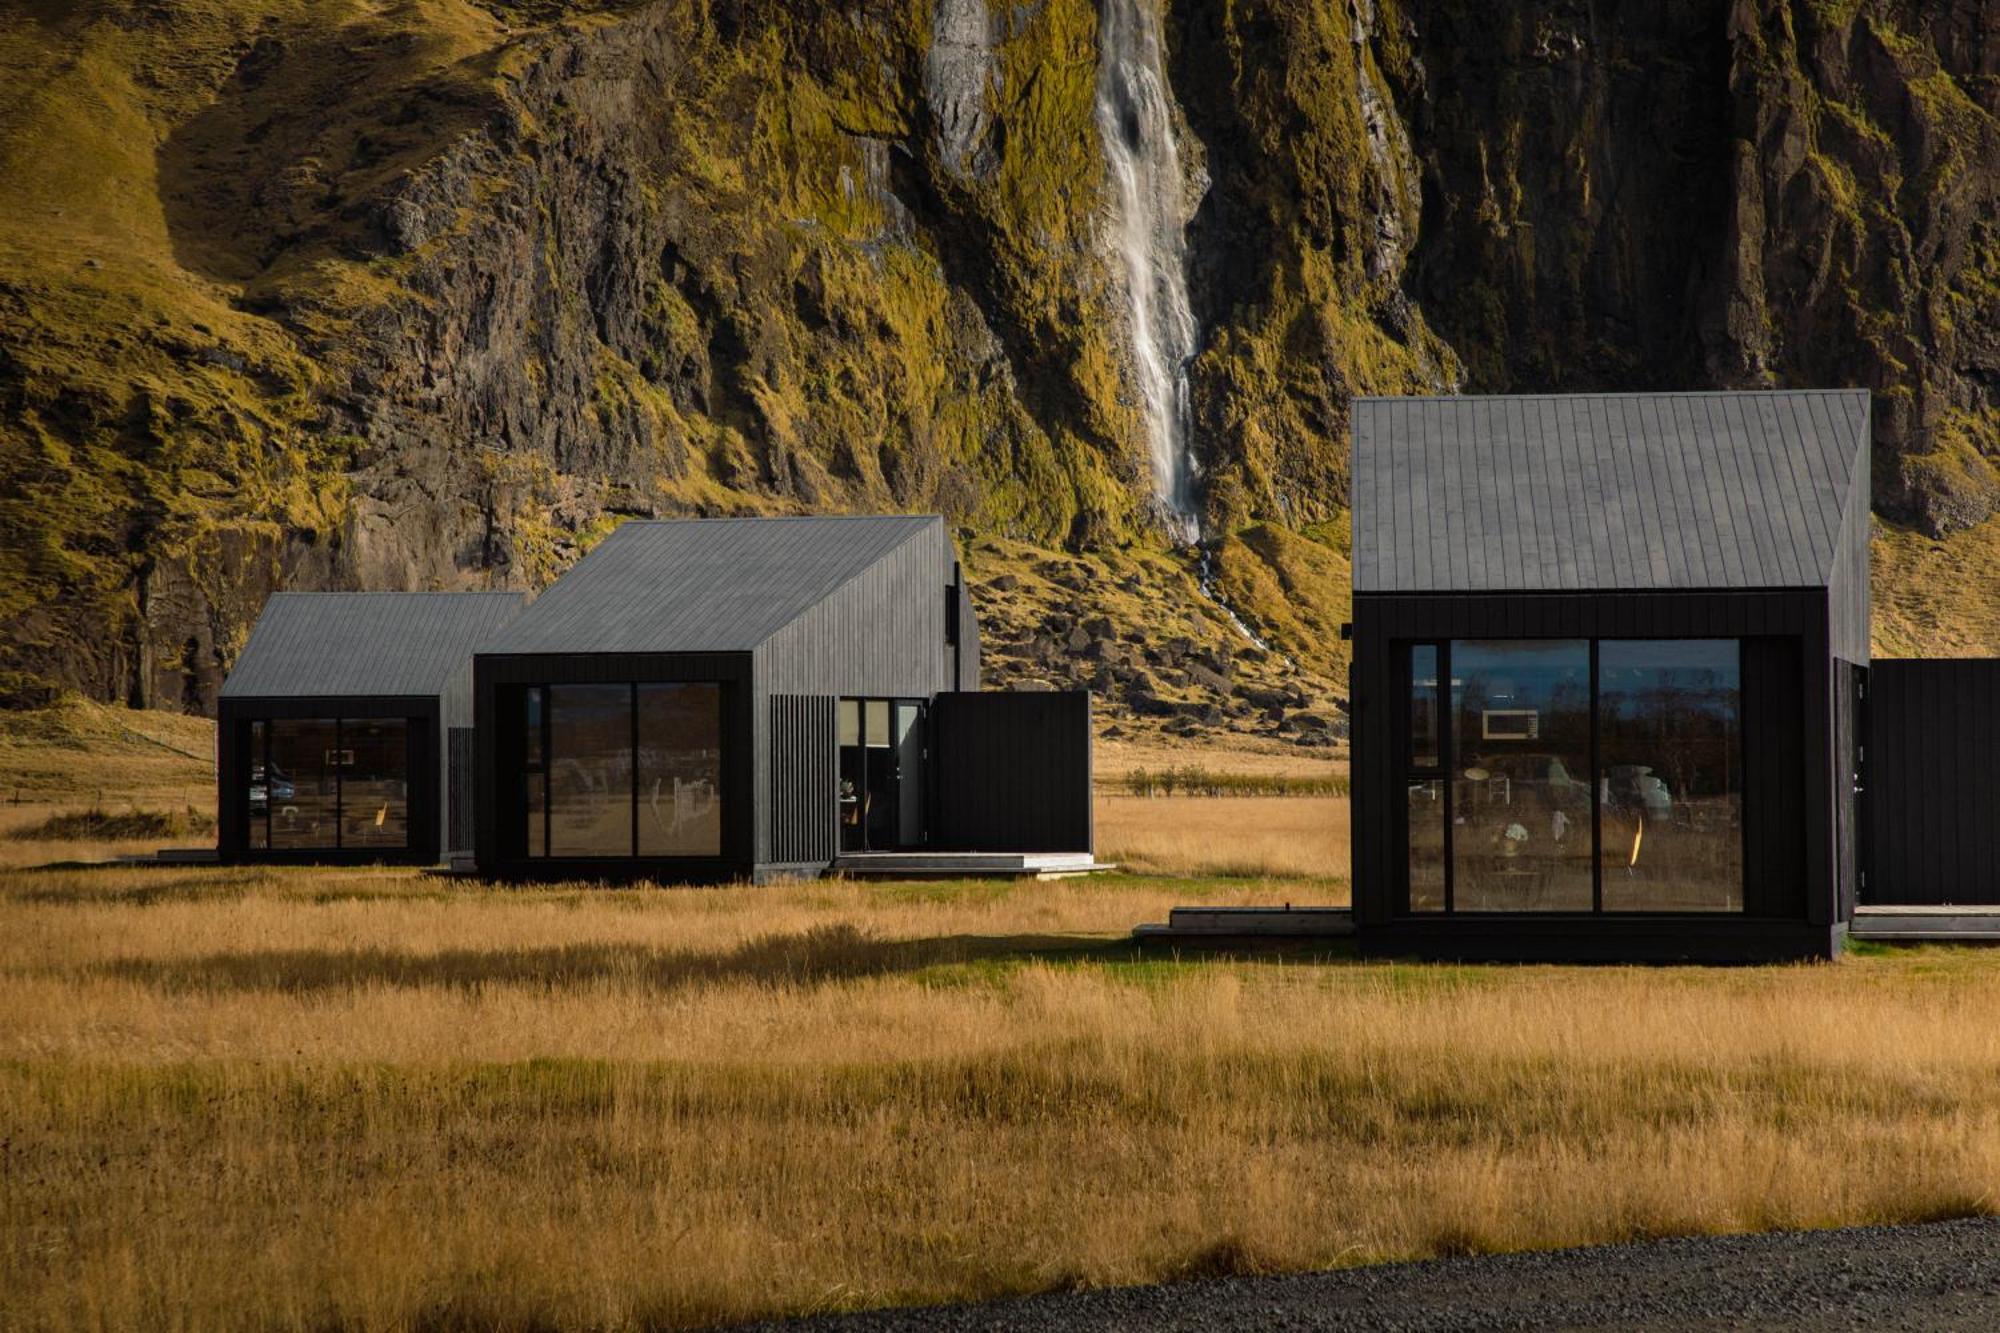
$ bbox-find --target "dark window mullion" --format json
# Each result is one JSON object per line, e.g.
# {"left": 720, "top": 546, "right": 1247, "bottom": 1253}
{"left": 630, "top": 683, "right": 640, "bottom": 858}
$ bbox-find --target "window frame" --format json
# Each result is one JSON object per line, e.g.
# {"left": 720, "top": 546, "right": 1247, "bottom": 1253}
{"left": 1396, "top": 637, "right": 1745, "bottom": 917}
{"left": 244, "top": 715, "right": 413, "bottom": 853}
{"left": 518, "top": 681, "right": 726, "bottom": 861}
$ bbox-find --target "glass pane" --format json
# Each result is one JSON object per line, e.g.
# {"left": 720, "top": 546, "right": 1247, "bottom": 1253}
{"left": 1599, "top": 641, "right": 1743, "bottom": 912}
{"left": 637, "top": 684, "right": 723, "bottom": 857}
{"left": 340, "top": 718, "right": 408, "bottom": 850}
{"left": 896, "top": 702, "right": 925, "bottom": 847}
{"left": 837, "top": 699, "right": 860, "bottom": 747}
{"left": 1411, "top": 645, "right": 1440, "bottom": 770}
{"left": 245, "top": 720, "right": 268, "bottom": 850}
{"left": 1407, "top": 777, "right": 1445, "bottom": 911}
{"left": 865, "top": 698, "right": 890, "bottom": 747}
{"left": 526, "top": 772, "right": 546, "bottom": 858}
{"left": 548, "top": 684, "right": 633, "bottom": 856}
{"left": 1451, "top": 641, "right": 1593, "bottom": 911}
{"left": 268, "top": 719, "right": 338, "bottom": 850}
{"left": 524, "top": 687, "right": 544, "bottom": 768}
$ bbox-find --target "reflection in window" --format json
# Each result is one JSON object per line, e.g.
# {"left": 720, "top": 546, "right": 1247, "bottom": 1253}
{"left": 1411, "top": 644, "right": 1440, "bottom": 770}
{"left": 246, "top": 720, "right": 269, "bottom": 850}
{"left": 637, "top": 684, "right": 722, "bottom": 856}
{"left": 340, "top": 719, "right": 409, "bottom": 849}
{"left": 1408, "top": 778, "right": 1445, "bottom": 910}
{"left": 1599, "top": 641, "right": 1742, "bottom": 912}
{"left": 548, "top": 685, "right": 634, "bottom": 857}
{"left": 1452, "top": 640, "right": 1594, "bottom": 911}
{"left": 268, "top": 719, "right": 339, "bottom": 850}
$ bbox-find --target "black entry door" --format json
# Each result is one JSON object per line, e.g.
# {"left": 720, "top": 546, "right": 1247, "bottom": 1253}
{"left": 838, "top": 698, "right": 926, "bottom": 852}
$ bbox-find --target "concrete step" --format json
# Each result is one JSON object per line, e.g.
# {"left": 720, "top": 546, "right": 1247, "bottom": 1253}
{"left": 835, "top": 851, "right": 1114, "bottom": 879}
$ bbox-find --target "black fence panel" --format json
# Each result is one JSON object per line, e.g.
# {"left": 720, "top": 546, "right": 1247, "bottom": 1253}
{"left": 1867, "top": 659, "right": 2000, "bottom": 905}
{"left": 931, "top": 692, "right": 1092, "bottom": 853}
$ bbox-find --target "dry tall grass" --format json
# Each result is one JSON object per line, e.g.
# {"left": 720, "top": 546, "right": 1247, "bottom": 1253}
{"left": 7, "top": 703, "right": 2000, "bottom": 1329}
{"left": 1098, "top": 793, "right": 1348, "bottom": 882}
{"left": 7, "top": 863, "right": 2000, "bottom": 1329}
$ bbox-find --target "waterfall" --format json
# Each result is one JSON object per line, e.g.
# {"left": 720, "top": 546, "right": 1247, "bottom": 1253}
{"left": 1094, "top": 0, "right": 1201, "bottom": 544}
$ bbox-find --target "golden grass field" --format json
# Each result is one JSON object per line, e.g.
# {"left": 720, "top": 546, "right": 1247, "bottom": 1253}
{"left": 7, "top": 701, "right": 2000, "bottom": 1329}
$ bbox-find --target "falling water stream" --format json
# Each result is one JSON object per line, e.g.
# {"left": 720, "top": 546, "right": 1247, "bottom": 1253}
{"left": 1094, "top": 0, "right": 1201, "bottom": 544}
{"left": 1093, "top": 0, "right": 1272, "bottom": 652}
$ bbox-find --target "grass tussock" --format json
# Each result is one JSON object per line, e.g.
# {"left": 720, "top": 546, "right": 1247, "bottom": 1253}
{"left": 7, "top": 866, "right": 2000, "bottom": 1328}
{"left": 7, "top": 804, "right": 212, "bottom": 842}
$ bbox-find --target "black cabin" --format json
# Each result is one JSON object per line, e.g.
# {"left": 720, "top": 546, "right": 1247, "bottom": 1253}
{"left": 217, "top": 592, "right": 527, "bottom": 864}
{"left": 471, "top": 514, "right": 1092, "bottom": 883}
{"left": 1348, "top": 391, "right": 1871, "bottom": 962}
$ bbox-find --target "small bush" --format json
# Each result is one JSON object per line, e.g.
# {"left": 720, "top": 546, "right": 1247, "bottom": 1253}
{"left": 10, "top": 806, "right": 214, "bottom": 842}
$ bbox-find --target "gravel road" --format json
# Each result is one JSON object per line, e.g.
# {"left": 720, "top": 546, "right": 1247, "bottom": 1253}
{"left": 751, "top": 1216, "right": 2000, "bottom": 1331}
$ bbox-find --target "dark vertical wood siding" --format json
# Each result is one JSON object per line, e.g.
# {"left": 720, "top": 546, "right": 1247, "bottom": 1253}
{"left": 752, "top": 523, "right": 976, "bottom": 867}
{"left": 931, "top": 692, "right": 1092, "bottom": 853}
{"left": 1352, "top": 590, "right": 1834, "bottom": 950}
{"left": 1866, "top": 659, "right": 2000, "bottom": 904}
{"left": 768, "top": 694, "right": 837, "bottom": 867}
{"left": 1741, "top": 636, "right": 1806, "bottom": 918}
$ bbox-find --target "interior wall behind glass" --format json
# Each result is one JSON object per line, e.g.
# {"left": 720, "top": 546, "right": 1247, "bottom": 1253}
{"left": 548, "top": 685, "right": 634, "bottom": 857}
{"left": 1598, "top": 640, "right": 1743, "bottom": 911}
{"left": 637, "top": 684, "right": 722, "bottom": 857}
{"left": 340, "top": 718, "right": 409, "bottom": 849}
{"left": 1451, "top": 640, "right": 1594, "bottom": 910}
{"left": 268, "top": 719, "right": 338, "bottom": 850}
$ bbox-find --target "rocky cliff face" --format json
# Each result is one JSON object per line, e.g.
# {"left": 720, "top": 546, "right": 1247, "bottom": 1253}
{"left": 3, "top": 0, "right": 1999, "bottom": 717}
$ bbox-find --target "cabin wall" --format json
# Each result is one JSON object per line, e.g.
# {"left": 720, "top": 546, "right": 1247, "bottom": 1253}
{"left": 751, "top": 526, "right": 975, "bottom": 866}
{"left": 216, "top": 695, "right": 442, "bottom": 865}
{"left": 473, "top": 652, "right": 754, "bottom": 882}
{"left": 1351, "top": 589, "right": 1837, "bottom": 959}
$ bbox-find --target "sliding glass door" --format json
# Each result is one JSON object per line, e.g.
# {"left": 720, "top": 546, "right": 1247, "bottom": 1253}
{"left": 838, "top": 697, "right": 926, "bottom": 852}
{"left": 1400, "top": 639, "right": 1743, "bottom": 913}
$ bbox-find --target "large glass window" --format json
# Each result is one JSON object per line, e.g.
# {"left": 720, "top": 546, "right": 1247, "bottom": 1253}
{"left": 340, "top": 719, "right": 409, "bottom": 850}
{"left": 1452, "top": 640, "right": 1595, "bottom": 911}
{"left": 246, "top": 720, "right": 269, "bottom": 851}
{"left": 1408, "top": 778, "right": 1446, "bottom": 910}
{"left": 637, "top": 684, "right": 722, "bottom": 857}
{"left": 521, "top": 682, "right": 726, "bottom": 859}
{"left": 548, "top": 685, "right": 634, "bottom": 857}
{"left": 1399, "top": 638, "right": 1746, "bottom": 915}
{"left": 1599, "top": 641, "right": 1742, "bottom": 912}
{"left": 267, "top": 718, "right": 339, "bottom": 850}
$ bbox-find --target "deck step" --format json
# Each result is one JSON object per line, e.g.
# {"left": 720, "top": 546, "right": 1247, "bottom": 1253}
{"left": 1852, "top": 906, "right": 2000, "bottom": 941}
{"left": 834, "top": 851, "right": 1113, "bottom": 879}
{"left": 1135, "top": 905, "right": 1355, "bottom": 939}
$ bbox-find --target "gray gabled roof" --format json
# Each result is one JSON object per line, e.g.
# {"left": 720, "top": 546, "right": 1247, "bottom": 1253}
{"left": 1351, "top": 390, "right": 1871, "bottom": 593}
{"left": 221, "top": 592, "right": 527, "bottom": 698}
{"left": 480, "top": 515, "right": 941, "bottom": 654}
